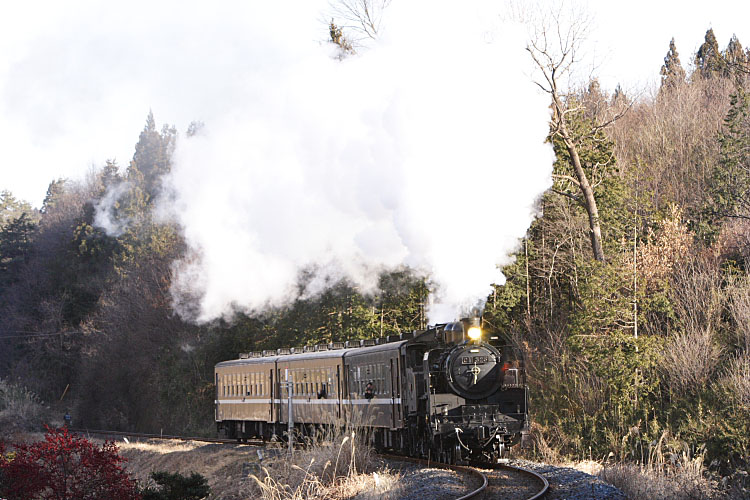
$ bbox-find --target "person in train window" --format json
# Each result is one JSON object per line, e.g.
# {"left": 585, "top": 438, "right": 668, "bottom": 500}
{"left": 317, "top": 383, "right": 327, "bottom": 399}
{"left": 364, "top": 381, "right": 375, "bottom": 400}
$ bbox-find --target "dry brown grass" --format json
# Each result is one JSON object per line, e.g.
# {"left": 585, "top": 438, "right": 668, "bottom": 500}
{"left": 727, "top": 273, "right": 750, "bottom": 353}
{"left": 113, "top": 435, "right": 403, "bottom": 500}
{"left": 600, "top": 432, "right": 721, "bottom": 500}
{"left": 0, "top": 378, "right": 47, "bottom": 437}
{"left": 661, "top": 328, "right": 724, "bottom": 395}
{"left": 719, "top": 353, "right": 750, "bottom": 409}
{"left": 105, "top": 415, "right": 403, "bottom": 500}
{"left": 248, "top": 417, "right": 403, "bottom": 500}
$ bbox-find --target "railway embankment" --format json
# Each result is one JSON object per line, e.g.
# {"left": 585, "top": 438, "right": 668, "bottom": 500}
{"left": 109, "top": 436, "right": 626, "bottom": 499}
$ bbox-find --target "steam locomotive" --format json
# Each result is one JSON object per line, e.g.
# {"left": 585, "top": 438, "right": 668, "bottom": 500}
{"left": 214, "top": 317, "right": 528, "bottom": 463}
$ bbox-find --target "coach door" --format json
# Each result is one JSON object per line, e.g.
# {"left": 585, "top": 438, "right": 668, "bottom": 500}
{"left": 390, "top": 358, "right": 399, "bottom": 428}
{"left": 336, "top": 366, "right": 342, "bottom": 419}
{"left": 269, "top": 369, "right": 275, "bottom": 422}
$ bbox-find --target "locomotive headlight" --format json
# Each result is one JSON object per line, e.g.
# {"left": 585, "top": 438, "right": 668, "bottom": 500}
{"left": 467, "top": 326, "right": 482, "bottom": 341}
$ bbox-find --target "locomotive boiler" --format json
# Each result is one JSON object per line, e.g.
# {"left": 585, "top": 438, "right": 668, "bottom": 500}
{"left": 214, "top": 317, "right": 529, "bottom": 463}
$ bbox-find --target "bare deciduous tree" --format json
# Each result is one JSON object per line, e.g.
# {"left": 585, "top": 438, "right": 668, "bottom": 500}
{"left": 327, "top": 0, "right": 390, "bottom": 47}
{"left": 662, "top": 328, "right": 724, "bottom": 394}
{"left": 609, "top": 77, "right": 733, "bottom": 213}
{"left": 524, "top": 6, "right": 629, "bottom": 262}
{"left": 669, "top": 253, "right": 725, "bottom": 336}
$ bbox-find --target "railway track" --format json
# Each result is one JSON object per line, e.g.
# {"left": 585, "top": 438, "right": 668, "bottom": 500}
{"left": 383, "top": 454, "right": 548, "bottom": 500}
{"left": 476, "top": 462, "right": 549, "bottom": 500}
{"left": 70, "top": 428, "right": 547, "bottom": 499}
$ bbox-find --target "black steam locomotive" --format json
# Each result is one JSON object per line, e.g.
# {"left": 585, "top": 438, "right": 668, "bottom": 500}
{"left": 215, "top": 317, "right": 528, "bottom": 463}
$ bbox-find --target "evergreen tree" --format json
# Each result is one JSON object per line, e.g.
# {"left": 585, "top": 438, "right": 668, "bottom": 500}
{"left": 709, "top": 88, "right": 750, "bottom": 220}
{"left": 100, "top": 160, "right": 122, "bottom": 191}
{"left": 611, "top": 84, "right": 630, "bottom": 108}
{"left": 695, "top": 28, "right": 725, "bottom": 79}
{"left": 0, "top": 213, "right": 36, "bottom": 285}
{"left": 41, "top": 179, "right": 67, "bottom": 214}
{"left": 126, "top": 111, "right": 176, "bottom": 202}
{"left": 660, "top": 38, "right": 686, "bottom": 89}
{"left": 723, "top": 34, "right": 748, "bottom": 81}
{"left": 186, "top": 121, "right": 204, "bottom": 138}
{"left": 0, "top": 191, "right": 37, "bottom": 229}
{"left": 697, "top": 87, "right": 750, "bottom": 243}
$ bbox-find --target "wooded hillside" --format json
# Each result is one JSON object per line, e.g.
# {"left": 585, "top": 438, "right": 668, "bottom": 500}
{"left": 1, "top": 28, "right": 749, "bottom": 482}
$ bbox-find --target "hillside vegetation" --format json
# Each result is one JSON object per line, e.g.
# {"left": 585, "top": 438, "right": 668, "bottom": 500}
{"left": 1, "top": 27, "right": 749, "bottom": 493}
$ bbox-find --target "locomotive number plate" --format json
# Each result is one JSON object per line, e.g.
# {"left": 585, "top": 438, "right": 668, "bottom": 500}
{"left": 461, "top": 356, "right": 489, "bottom": 364}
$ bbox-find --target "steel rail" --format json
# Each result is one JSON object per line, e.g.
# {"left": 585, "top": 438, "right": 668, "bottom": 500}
{"left": 494, "top": 462, "right": 549, "bottom": 499}
{"left": 378, "top": 453, "right": 488, "bottom": 499}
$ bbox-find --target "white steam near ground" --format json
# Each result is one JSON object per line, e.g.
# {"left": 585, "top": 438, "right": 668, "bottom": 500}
{"left": 157, "top": 1, "right": 554, "bottom": 323}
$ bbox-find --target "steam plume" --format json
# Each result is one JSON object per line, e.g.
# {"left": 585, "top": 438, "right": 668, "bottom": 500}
{"left": 157, "top": 1, "right": 553, "bottom": 323}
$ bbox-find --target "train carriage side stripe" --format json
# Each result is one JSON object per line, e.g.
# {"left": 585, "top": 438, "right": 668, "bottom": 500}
{"left": 216, "top": 398, "right": 401, "bottom": 405}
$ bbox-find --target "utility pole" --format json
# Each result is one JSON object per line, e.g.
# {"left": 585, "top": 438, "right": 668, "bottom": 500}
{"left": 525, "top": 238, "right": 531, "bottom": 322}
{"left": 633, "top": 188, "right": 639, "bottom": 341}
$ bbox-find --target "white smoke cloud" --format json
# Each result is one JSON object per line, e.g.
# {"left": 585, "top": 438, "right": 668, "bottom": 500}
{"left": 160, "top": 0, "right": 554, "bottom": 323}
{"left": 93, "top": 182, "right": 132, "bottom": 237}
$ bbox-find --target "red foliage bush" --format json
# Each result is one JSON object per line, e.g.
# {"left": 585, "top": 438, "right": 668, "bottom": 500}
{"left": 0, "top": 427, "right": 140, "bottom": 500}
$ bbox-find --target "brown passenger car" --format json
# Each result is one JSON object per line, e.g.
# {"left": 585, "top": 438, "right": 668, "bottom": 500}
{"left": 215, "top": 341, "right": 406, "bottom": 442}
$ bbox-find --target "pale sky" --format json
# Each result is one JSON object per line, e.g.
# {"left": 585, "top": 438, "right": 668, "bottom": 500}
{"left": 1, "top": 0, "right": 749, "bottom": 207}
